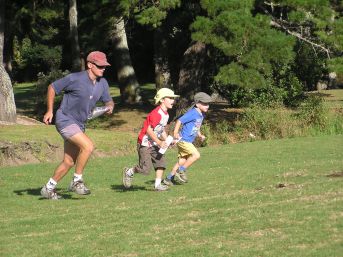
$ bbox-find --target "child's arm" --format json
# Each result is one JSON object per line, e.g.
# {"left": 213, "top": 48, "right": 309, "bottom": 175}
{"left": 197, "top": 131, "right": 206, "bottom": 142}
{"left": 173, "top": 120, "right": 182, "bottom": 139}
{"left": 160, "top": 131, "right": 168, "bottom": 141}
{"left": 146, "top": 125, "right": 168, "bottom": 149}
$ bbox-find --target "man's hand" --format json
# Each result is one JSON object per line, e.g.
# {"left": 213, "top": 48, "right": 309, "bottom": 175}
{"left": 106, "top": 106, "right": 113, "bottom": 114}
{"left": 43, "top": 111, "right": 53, "bottom": 125}
{"left": 105, "top": 101, "right": 114, "bottom": 114}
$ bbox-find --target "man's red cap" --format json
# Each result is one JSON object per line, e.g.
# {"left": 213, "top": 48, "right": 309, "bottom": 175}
{"left": 86, "top": 51, "right": 111, "bottom": 66}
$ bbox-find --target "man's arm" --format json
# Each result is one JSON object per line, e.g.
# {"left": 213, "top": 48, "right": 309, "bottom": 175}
{"left": 43, "top": 84, "right": 56, "bottom": 125}
{"left": 104, "top": 100, "right": 114, "bottom": 114}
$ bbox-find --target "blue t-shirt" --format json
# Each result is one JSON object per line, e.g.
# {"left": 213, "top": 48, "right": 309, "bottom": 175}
{"left": 178, "top": 108, "right": 204, "bottom": 143}
{"left": 53, "top": 70, "right": 112, "bottom": 131}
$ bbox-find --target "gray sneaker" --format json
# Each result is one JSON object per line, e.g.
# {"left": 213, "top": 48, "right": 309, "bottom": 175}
{"left": 175, "top": 171, "right": 187, "bottom": 183}
{"left": 122, "top": 167, "right": 134, "bottom": 189}
{"left": 68, "top": 180, "right": 91, "bottom": 195}
{"left": 155, "top": 183, "right": 169, "bottom": 191}
{"left": 40, "top": 185, "right": 61, "bottom": 200}
{"left": 163, "top": 178, "right": 174, "bottom": 186}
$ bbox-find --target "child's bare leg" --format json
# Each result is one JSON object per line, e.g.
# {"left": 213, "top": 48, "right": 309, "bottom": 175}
{"left": 155, "top": 168, "right": 164, "bottom": 180}
{"left": 180, "top": 149, "right": 200, "bottom": 170}
{"left": 171, "top": 157, "right": 187, "bottom": 175}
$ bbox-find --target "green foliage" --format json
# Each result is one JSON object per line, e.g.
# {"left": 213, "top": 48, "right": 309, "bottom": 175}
{"left": 328, "top": 57, "right": 343, "bottom": 75}
{"left": 191, "top": 0, "right": 297, "bottom": 104}
{"left": 267, "top": 0, "right": 343, "bottom": 75}
{"left": 122, "top": 0, "right": 181, "bottom": 27}
{"left": 12, "top": 37, "right": 62, "bottom": 81}
{"left": 9, "top": 2, "right": 65, "bottom": 81}
{"left": 297, "top": 94, "right": 328, "bottom": 129}
{"left": 238, "top": 106, "right": 295, "bottom": 140}
{"left": 293, "top": 42, "right": 327, "bottom": 91}
{"left": 214, "top": 71, "right": 303, "bottom": 108}
{"left": 233, "top": 92, "right": 343, "bottom": 141}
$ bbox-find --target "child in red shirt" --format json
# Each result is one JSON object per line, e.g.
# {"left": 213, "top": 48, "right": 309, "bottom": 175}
{"left": 122, "top": 88, "right": 179, "bottom": 191}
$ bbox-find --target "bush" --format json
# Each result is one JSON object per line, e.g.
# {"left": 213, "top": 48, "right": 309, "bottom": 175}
{"left": 238, "top": 105, "right": 300, "bottom": 140}
{"left": 231, "top": 94, "right": 342, "bottom": 142}
{"left": 12, "top": 37, "right": 63, "bottom": 82}
{"left": 297, "top": 94, "right": 327, "bottom": 129}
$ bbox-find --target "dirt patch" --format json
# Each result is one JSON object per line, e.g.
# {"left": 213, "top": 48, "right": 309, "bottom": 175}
{"left": 327, "top": 171, "right": 343, "bottom": 177}
{"left": 0, "top": 115, "right": 43, "bottom": 126}
{"left": 0, "top": 140, "right": 113, "bottom": 167}
{"left": 0, "top": 141, "right": 63, "bottom": 166}
{"left": 16, "top": 115, "right": 44, "bottom": 125}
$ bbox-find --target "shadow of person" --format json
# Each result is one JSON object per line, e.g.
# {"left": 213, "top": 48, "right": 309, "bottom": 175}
{"left": 14, "top": 187, "right": 41, "bottom": 196}
{"left": 111, "top": 184, "right": 149, "bottom": 192}
{"left": 13, "top": 187, "right": 85, "bottom": 200}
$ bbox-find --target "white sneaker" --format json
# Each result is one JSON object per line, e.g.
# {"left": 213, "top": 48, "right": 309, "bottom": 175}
{"left": 154, "top": 183, "right": 169, "bottom": 191}
{"left": 175, "top": 171, "right": 187, "bottom": 183}
{"left": 122, "top": 167, "right": 134, "bottom": 189}
{"left": 68, "top": 180, "right": 91, "bottom": 195}
{"left": 40, "top": 185, "right": 61, "bottom": 200}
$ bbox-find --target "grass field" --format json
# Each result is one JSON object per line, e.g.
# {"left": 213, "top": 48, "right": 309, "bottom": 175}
{"left": 1, "top": 135, "right": 342, "bottom": 257}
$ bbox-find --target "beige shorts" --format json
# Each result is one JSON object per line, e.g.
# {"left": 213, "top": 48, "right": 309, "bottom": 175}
{"left": 177, "top": 141, "right": 198, "bottom": 158}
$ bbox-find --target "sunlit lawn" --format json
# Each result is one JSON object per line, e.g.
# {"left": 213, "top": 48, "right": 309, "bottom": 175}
{"left": 1, "top": 135, "right": 342, "bottom": 257}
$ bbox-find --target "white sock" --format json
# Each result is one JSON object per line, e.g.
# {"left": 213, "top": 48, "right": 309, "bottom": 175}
{"left": 73, "top": 173, "right": 83, "bottom": 182}
{"left": 155, "top": 178, "right": 162, "bottom": 188}
{"left": 126, "top": 168, "right": 134, "bottom": 176}
{"left": 46, "top": 178, "right": 57, "bottom": 190}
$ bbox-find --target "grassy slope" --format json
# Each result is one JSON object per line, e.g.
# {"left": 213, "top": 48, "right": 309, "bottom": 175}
{"left": 0, "top": 135, "right": 342, "bottom": 257}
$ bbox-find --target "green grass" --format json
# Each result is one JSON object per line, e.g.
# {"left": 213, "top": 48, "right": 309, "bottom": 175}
{"left": 1, "top": 135, "right": 342, "bottom": 257}
{"left": 0, "top": 125, "right": 137, "bottom": 163}
{"left": 13, "top": 83, "right": 37, "bottom": 116}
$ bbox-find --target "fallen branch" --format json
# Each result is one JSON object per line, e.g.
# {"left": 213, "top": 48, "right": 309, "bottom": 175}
{"left": 270, "top": 20, "right": 332, "bottom": 58}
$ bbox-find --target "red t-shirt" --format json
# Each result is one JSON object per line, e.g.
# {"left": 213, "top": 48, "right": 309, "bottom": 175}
{"left": 138, "top": 106, "right": 169, "bottom": 147}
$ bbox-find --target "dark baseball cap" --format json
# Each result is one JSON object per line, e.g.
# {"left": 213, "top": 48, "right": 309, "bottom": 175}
{"left": 194, "top": 92, "right": 212, "bottom": 103}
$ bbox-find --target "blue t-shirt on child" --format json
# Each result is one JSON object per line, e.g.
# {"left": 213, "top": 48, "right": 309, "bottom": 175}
{"left": 178, "top": 108, "right": 204, "bottom": 143}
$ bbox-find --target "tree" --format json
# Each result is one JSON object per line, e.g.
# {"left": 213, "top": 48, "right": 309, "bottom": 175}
{"left": 109, "top": 17, "right": 141, "bottom": 104}
{"left": 10, "top": 1, "right": 64, "bottom": 81}
{"left": 69, "top": 0, "right": 82, "bottom": 71}
{"left": 256, "top": 0, "right": 343, "bottom": 81}
{"left": 121, "top": 0, "right": 182, "bottom": 90}
{"left": 175, "top": 41, "right": 208, "bottom": 115}
{"left": 0, "top": 0, "right": 16, "bottom": 123}
{"left": 154, "top": 25, "right": 171, "bottom": 89}
{"left": 192, "top": 0, "right": 295, "bottom": 89}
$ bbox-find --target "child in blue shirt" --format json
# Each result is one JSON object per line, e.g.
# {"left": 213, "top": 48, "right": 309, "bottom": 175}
{"left": 163, "top": 92, "right": 212, "bottom": 185}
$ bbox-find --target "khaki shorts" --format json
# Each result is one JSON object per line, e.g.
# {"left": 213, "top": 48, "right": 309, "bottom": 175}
{"left": 134, "top": 144, "right": 166, "bottom": 175}
{"left": 177, "top": 141, "right": 198, "bottom": 158}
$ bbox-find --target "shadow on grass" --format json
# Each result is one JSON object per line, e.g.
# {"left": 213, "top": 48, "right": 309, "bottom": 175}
{"left": 13, "top": 188, "right": 86, "bottom": 200}
{"left": 111, "top": 184, "right": 149, "bottom": 192}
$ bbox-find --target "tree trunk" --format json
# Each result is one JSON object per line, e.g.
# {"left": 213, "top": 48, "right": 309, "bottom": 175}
{"left": 69, "top": 0, "right": 81, "bottom": 71}
{"left": 109, "top": 17, "right": 141, "bottom": 104}
{"left": 0, "top": 0, "right": 16, "bottom": 123}
{"left": 175, "top": 41, "right": 208, "bottom": 116}
{"left": 154, "top": 26, "right": 171, "bottom": 90}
